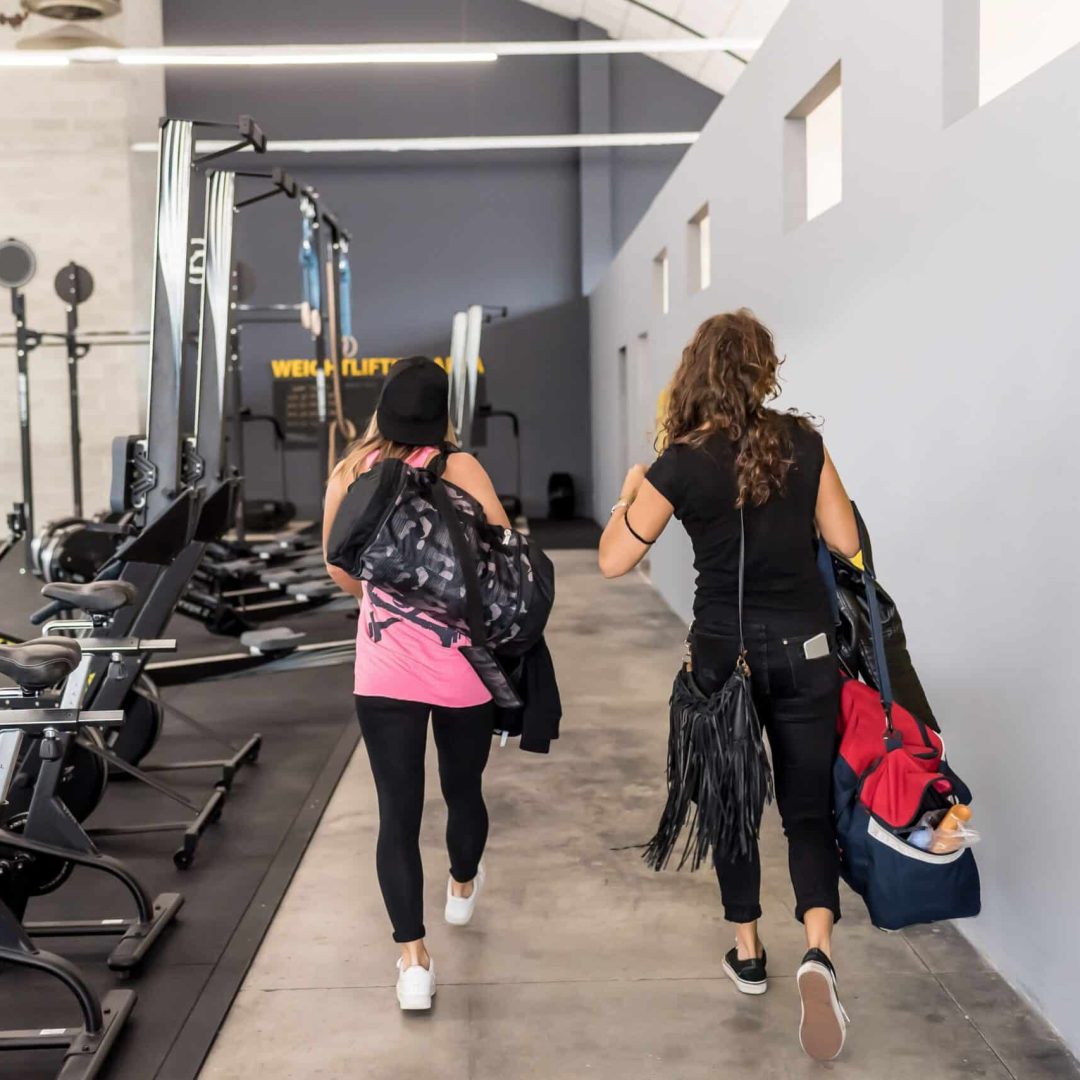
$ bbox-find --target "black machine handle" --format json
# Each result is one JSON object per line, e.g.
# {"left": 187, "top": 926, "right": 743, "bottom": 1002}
{"left": 30, "top": 598, "right": 68, "bottom": 626}
{"left": 186, "top": 114, "right": 269, "bottom": 165}
{"left": 240, "top": 409, "right": 287, "bottom": 446}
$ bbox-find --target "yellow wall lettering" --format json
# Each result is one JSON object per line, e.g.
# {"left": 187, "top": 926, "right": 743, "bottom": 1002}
{"left": 269, "top": 355, "right": 488, "bottom": 378}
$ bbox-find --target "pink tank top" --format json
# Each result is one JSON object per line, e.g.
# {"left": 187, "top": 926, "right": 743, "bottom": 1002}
{"left": 353, "top": 447, "right": 491, "bottom": 708}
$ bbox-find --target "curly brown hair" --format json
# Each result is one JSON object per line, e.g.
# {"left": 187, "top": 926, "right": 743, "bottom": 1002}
{"left": 661, "top": 309, "right": 815, "bottom": 508}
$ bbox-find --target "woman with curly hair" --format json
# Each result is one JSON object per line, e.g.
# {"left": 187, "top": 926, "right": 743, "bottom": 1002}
{"left": 599, "top": 309, "right": 860, "bottom": 1060}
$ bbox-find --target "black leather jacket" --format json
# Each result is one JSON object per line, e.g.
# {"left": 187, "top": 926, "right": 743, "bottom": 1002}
{"left": 822, "top": 516, "right": 940, "bottom": 733}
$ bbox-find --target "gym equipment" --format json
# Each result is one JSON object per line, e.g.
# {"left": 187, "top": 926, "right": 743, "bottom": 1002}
{"left": 11, "top": 122, "right": 262, "bottom": 864}
{"left": 227, "top": 259, "right": 298, "bottom": 539}
{"left": 174, "top": 184, "right": 360, "bottom": 634}
{"left": 0, "top": 890, "right": 135, "bottom": 1080}
{"left": 461, "top": 304, "right": 483, "bottom": 448}
{"left": 321, "top": 205, "right": 357, "bottom": 471}
{"left": 448, "top": 310, "right": 468, "bottom": 438}
{"left": 445, "top": 304, "right": 523, "bottom": 518}
{"left": 548, "top": 472, "right": 577, "bottom": 519}
{"left": 55, "top": 261, "right": 94, "bottom": 517}
{"left": 0, "top": 252, "right": 148, "bottom": 582}
{"left": 446, "top": 303, "right": 507, "bottom": 451}
{"left": 60, "top": 132, "right": 348, "bottom": 760}
{"left": 1, "top": 236, "right": 41, "bottom": 570}
{"left": 0, "top": 638, "right": 182, "bottom": 971}
{"left": 476, "top": 403, "right": 524, "bottom": 520}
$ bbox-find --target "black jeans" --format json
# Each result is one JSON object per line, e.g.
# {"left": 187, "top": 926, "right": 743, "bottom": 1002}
{"left": 691, "top": 613, "right": 842, "bottom": 925}
{"left": 355, "top": 695, "right": 493, "bottom": 943}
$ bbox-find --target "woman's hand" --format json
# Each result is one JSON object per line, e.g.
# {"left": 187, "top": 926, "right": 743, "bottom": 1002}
{"left": 620, "top": 464, "right": 648, "bottom": 504}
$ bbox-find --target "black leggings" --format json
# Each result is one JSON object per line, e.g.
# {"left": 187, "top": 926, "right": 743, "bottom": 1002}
{"left": 355, "top": 695, "right": 493, "bottom": 943}
{"left": 691, "top": 613, "right": 842, "bottom": 926}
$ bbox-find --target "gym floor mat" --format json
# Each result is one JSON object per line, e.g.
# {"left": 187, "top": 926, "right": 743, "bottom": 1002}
{"left": 0, "top": 553, "right": 360, "bottom": 1079}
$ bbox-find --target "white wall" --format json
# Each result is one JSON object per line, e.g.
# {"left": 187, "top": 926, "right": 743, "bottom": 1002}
{"left": 589, "top": 0, "right": 1080, "bottom": 1053}
{"left": 0, "top": 5, "right": 164, "bottom": 530}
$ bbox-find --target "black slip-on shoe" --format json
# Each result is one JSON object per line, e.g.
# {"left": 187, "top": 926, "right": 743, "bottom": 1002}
{"left": 722, "top": 944, "right": 768, "bottom": 995}
{"left": 796, "top": 948, "right": 849, "bottom": 1060}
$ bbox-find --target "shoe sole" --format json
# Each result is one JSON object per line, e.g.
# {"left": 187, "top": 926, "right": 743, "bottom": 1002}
{"left": 797, "top": 964, "right": 845, "bottom": 1060}
{"left": 397, "top": 985, "right": 436, "bottom": 1011}
{"left": 721, "top": 958, "right": 768, "bottom": 996}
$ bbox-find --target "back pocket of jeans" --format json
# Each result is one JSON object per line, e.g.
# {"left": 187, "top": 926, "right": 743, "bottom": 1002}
{"left": 780, "top": 633, "right": 836, "bottom": 694}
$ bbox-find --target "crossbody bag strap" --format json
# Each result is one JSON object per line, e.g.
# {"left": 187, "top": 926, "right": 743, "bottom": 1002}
{"left": 852, "top": 503, "right": 895, "bottom": 736}
{"left": 737, "top": 506, "right": 746, "bottom": 655}
{"left": 428, "top": 474, "right": 487, "bottom": 645}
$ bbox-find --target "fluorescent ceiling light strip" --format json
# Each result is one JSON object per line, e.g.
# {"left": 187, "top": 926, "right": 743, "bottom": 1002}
{"left": 490, "top": 38, "right": 761, "bottom": 55}
{"left": 130, "top": 132, "right": 699, "bottom": 154}
{"left": 0, "top": 52, "right": 71, "bottom": 67}
{"left": 57, "top": 38, "right": 761, "bottom": 68}
{"left": 116, "top": 48, "right": 498, "bottom": 66}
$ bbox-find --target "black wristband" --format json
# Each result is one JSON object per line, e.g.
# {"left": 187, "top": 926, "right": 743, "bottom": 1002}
{"left": 623, "top": 509, "right": 655, "bottom": 546}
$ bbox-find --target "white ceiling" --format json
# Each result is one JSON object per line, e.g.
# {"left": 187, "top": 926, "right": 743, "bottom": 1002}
{"left": 519, "top": 0, "right": 790, "bottom": 94}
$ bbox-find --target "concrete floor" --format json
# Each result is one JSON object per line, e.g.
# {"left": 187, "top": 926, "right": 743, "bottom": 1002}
{"left": 200, "top": 550, "right": 1079, "bottom": 1080}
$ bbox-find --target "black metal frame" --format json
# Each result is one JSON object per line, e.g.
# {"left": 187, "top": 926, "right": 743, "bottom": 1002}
{"left": 56, "top": 262, "right": 92, "bottom": 518}
{"left": 0, "top": 708, "right": 182, "bottom": 968}
{"left": 0, "top": 894, "right": 135, "bottom": 1080}
{"left": 9, "top": 287, "right": 40, "bottom": 571}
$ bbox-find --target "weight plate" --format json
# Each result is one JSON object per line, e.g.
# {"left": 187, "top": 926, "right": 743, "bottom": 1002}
{"left": 108, "top": 679, "right": 163, "bottom": 766}
{"left": 1, "top": 814, "right": 74, "bottom": 897}
{"left": 0, "top": 238, "right": 36, "bottom": 290}
{"left": 53, "top": 262, "right": 94, "bottom": 306}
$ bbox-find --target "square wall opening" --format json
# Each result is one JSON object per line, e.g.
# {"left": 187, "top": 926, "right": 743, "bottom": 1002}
{"left": 979, "top": 0, "right": 1080, "bottom": 105}
{"left": 945, "top": 0, "right": 1080, "bottom": 123}
{"left": 784, "top": 61, "right": 842, "bottom": 230}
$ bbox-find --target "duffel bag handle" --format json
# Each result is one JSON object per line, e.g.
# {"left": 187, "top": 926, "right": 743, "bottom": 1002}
{"left": 852, "top": 503, "right": 897, "bottom": 743}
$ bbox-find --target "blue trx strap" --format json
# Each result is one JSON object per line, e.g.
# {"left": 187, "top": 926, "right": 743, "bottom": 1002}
{"left": 337, "top": 238, "right": 352, "bottom": 342}
{"left": 299, "top": 195, "right": 320, "bottom": 334}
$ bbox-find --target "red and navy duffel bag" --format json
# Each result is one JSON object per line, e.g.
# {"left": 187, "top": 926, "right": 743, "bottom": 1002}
{"left": 832, "top": 527, "right": 981, "bottom": 931}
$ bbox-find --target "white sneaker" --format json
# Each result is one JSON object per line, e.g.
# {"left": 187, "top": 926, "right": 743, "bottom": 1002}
{"left": 396, "top": 957, "right": 436, "bottom": 1011}
{"left": 444, "top": 863, "right": 485, "bottom": 926}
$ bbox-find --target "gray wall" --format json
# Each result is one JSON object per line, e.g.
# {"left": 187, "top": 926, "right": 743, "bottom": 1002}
{"left": 589, "top": 0, "right": 1080, "bottom": 1052}
{"left": 475, "top": 298, "right": 591, "bottom": 518}
{"left": 610, "top": 53, "right": 722, "bottom": 252}
{"left": 162, "top": 0, "right": 718, "bottom": 516}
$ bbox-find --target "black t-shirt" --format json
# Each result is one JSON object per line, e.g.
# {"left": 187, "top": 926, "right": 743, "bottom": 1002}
{"left": 645, "top": 419, "right": 829, "bottom": 630}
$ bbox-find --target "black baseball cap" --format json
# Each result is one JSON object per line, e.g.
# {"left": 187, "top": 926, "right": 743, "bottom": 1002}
{"left": 376, "top": 356, "right": 449, "bottom": 446}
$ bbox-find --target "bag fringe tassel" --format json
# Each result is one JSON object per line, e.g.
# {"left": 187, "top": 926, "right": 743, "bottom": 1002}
{"left": 644, "top": 667, "right": 774, "bottom": 872}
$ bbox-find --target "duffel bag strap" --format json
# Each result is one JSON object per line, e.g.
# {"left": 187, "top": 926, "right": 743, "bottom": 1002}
{"left": 852, "top": 503, "right": 898, "bottom": 747}
{"left": 428, "top": 474, "right": 487, "bottom": 645}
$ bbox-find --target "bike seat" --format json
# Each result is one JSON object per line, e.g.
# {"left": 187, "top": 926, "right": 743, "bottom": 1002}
{"left": 41, "top": 580, "right": 137, "bottom": 615}
{"left": 0, "top": 638, "right": 82, "bottom": 691}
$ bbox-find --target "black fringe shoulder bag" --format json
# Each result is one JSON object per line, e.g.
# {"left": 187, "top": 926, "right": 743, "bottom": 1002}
{"left": 644, "top": 510, "right": 774, "bottom": 870}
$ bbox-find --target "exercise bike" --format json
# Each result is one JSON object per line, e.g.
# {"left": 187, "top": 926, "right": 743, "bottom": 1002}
{"left": 0, "top": 642, "right": 142, "bottom": 1080}
{"left": 0, "top": 635, "right": 183, "bottom": 973}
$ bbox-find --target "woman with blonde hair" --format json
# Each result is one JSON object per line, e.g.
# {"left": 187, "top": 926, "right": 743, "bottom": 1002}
{"left": 599, "top": 311, "right": 859, "bottom": 1060}
{"left": 323, "top": 356, "right": 510, "bottom": 1011}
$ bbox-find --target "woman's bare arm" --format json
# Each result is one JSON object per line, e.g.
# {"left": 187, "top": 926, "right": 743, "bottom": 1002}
{"left": 598, "top": 465, "right": 674, "bottom": 578}
{"left": 322, "top": 465, "right": 366, "bottom": 599}
{"left": 816, "top": 447, "right": 860, "bottom": 559}
{"left": 443, "top": 452, "right": 512, "bottom": 529}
